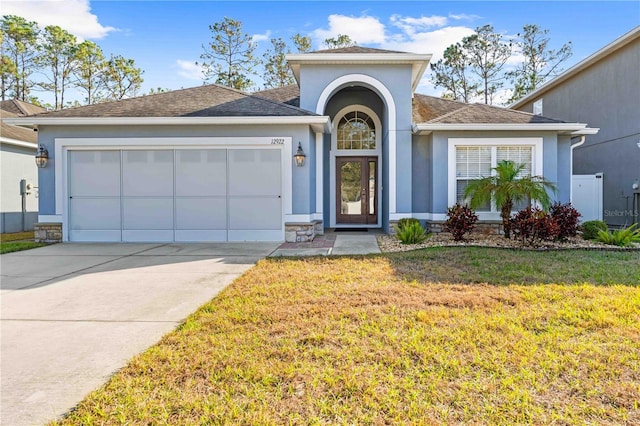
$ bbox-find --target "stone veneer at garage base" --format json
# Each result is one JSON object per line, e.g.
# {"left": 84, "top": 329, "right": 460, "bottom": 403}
{"left": 34, "top": 222, "right": 63, "bottom": 243}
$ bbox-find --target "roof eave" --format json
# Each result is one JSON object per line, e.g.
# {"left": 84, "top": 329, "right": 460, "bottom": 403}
{"left": 412, "top": 123, "right": 599, "bottom": 136}
{"left": 3, "top": 116, "right": 332, "bottom": 133}
{"left": 510, "top": 26, "right": 640, "bottom": 109}
{"left": 0, "top": 136, "right": 38, "bottom": 149}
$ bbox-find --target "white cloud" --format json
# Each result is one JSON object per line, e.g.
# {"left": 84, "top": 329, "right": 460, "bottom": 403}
{"left": 312, "top": 14, "right": 386, "bottom": 46}
{"left": 252, "top": 30, "right": 271, "bottom": 43}
{"left": 310, "top": 14, "right": 477, "bottom": 97}
{"left": 448, "top": 13, "right": 482, "bottom": 22}
{"left": 176, "top": 60, "right": 204, "bottom": 81}
{"left": 2, "top": 0, "right": 116, "bottom": 40}
{"left": 390, "top": 15, "right": 449, "bottom": 35}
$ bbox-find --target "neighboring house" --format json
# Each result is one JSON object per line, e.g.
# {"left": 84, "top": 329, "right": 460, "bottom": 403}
{"left": 0, "top": 100, "right": 45, "bottom": 233}
{"left": 5, "top": 47, "right": 596, "bottom": 243}
{"left": 512, "top": 26, "right": 640, "bottom": 227}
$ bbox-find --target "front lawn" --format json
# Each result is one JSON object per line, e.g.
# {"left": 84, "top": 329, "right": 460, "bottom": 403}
{"left": 53, "top": 249, "right": 640, "bottom": 425}
{"left": 0, "top": 241, "right": 45, "bottom": 254}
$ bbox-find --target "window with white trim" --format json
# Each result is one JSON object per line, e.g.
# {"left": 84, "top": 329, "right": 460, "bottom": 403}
{"left": 337, "top": 111, "right": 376, "bottom": 150}
{"left": 533, "top": 99, "right": 543, "bottom": 116}
{"left": 456, "top": 145, "right": 533, "bottom": 212}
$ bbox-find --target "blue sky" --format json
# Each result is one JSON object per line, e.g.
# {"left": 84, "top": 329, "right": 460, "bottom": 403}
{"left": 4, "top": 0, "right": 640, "bottom": 104}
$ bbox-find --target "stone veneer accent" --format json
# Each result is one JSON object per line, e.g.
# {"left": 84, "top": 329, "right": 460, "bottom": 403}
{"left": 285, "top": 220, "right": 323, "bottom": 242}
{"left": 34, "top": 222, "right": 62, "bottom": 243}
{"left": 426, "top": 220, "right": 504, "bottom": 235}
{"left": 390, "top": 220, "right": 504, "bottom": 235}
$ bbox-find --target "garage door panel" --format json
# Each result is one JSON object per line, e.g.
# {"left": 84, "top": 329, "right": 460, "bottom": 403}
{"left": 228, "top": 149, "right": 281, "bottom": 196}
{"left": 69, "top": 147, "right": 283, "bottom": 242}
{"left": 70, "top": 198, "right": 121, "bottom": 230}
{"left": 123, "top": 150, "right": 174, "bottom": 197}
{"left": 123, "top": 198, "right": 173, "bottom": 230}
{"left": 176, "top": 149, "right": 226, "bottom": 197}
{"left": 175, "top": 198, "right": 226, "bottom": 230}
{"left": 229, "top": 197, "right": 281, "bottom": 230}
{"left": 69, "top": 151, "right": 120, "bottom": 197}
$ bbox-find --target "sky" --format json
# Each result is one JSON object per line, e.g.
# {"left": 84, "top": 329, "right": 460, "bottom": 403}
{"left": 3, "top": 0, "right": 640, "bottom": 105}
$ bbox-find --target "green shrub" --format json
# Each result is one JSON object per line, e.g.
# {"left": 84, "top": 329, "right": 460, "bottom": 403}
{"left": 510, "top": 207, "right": 560, "bottom": 247}
{"left": 444, "top": 204, "right": 478, "bottom": 241}
{"left": 581, "top": 220, "right": 608, "bottom": 240}
{"left": 395, "top": 221, "right": 429, "bottom": 245}
{"left": 549, "top": 202, "right": 581, "bottom": 241}
{"left": 596, "top": 223, "right": 640, "bottom": 247}
{"left": 397, "top": 217, "right": 420, "bottom": 232}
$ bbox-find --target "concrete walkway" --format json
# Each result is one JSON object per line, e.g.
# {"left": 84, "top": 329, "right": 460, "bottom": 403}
{"left": 0, "top": 242, "right": 278, "bottom": 426}
{"left": 270, "top": 232, "right": 381, "bottom": 257}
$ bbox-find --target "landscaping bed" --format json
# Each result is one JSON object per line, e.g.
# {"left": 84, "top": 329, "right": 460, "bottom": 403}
{"left": 378, "top": 231, "right": 640, "bottom": 252}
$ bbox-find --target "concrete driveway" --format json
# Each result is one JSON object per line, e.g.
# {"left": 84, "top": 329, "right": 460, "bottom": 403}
{"left": 0, "top": 242, "right": 278, "bottom": 426}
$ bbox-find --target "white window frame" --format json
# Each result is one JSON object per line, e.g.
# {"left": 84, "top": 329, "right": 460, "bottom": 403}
{"left": 533, "top": 99, "right": 543, "bottom": 116}
{"left": 448, "top": 137, "right": 543, "bottom": 221}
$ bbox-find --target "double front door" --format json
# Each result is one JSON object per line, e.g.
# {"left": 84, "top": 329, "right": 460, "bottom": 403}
{"left": 336, "top": 156, "right": 377, "bottom": 224}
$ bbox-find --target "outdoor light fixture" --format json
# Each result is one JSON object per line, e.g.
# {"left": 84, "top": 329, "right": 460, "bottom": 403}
{"left": 294, "top": 142, "right": 306, "bottom": 167}
{"left": 35, "top": 144, "right": 49, "bottom": 168}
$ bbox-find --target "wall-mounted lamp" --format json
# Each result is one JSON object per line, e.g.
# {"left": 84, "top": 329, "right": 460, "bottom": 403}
{"left": 633, "top": 180, "right": 639, "bottom": 191}
{"left": 294, "top": 142, "right": 306, "bottom": 167}
{"left": 35, "top": 144, "right": 49, "bottom": 168}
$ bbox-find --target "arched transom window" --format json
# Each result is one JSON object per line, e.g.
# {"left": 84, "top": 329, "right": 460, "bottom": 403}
{"left": 337, "top": 111, "right": 376, "bottom": 150}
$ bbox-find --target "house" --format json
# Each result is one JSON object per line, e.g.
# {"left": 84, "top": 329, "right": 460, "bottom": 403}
{"left": 4, "top": 47, "right": 596, "bottom": 243}
{"left": 512, "top": 26, "right": 640, "bottom": 226}
{"left": 0, "top": 99, "right": 45, "bottom": 233}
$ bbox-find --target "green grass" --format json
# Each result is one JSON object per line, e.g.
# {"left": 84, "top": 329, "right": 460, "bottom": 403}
{"left": 0, "top": 241, "right": 45, "bottom": 254}
{"left": 52, "top": 249, "right": 640, "bottom": 425}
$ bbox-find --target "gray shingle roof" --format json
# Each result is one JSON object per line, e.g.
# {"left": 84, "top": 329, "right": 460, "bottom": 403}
{"left": 253, "top": 85, "right": 300, "bottom": 107}
{"left": 0, "top": 109, "right": 38, "bottom": 143}
{"left": 256, "top": 86, "right": 566, "bottom": 125}
{"left": 34, "top": 84, "right": 317, "bottom": 118}
{"left": 0, "top": 99, "right": 46, "bottom": 116}
{"left": 312, "top": 46, "right": 408, "bottom": 54}
{"left": 19, "top": 82, "right": 566, "bottom": 125}
{"left": 421, "top": 101, "right": 566, "bottom": 124}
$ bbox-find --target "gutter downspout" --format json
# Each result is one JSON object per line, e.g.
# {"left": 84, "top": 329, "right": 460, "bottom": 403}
{"left": 569, "top": 135, "right": 586, "bottom": 203}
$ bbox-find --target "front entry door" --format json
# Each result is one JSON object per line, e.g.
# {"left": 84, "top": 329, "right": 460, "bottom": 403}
{"left": 336, "top": 157, "right": 377, "bottom": 224}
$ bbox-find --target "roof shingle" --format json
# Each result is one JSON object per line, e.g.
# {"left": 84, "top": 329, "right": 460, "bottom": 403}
{"left": 311, "top": 46, "right": 409, "bottom": 54}
{"left": 34, "top": 84, "right": 317, "bottom": 118}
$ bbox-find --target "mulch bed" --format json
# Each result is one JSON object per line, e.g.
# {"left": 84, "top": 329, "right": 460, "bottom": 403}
{"left": 378, "top": 232, "right": 640, "bottom": 253}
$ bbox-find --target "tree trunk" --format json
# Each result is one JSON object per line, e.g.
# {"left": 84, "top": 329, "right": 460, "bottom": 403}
{"left": 501, "top": 200, "right": 513, "bottom": 238}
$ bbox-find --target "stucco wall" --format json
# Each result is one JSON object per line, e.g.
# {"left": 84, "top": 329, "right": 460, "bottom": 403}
{"left": 299, "top": 64, "right": 414, "bottom": 217}
{"left": 1, "top": 143, "right": 38, "bottom": 232}
{"left": 36, "top": 124, "right": 316, "bottom": 217}
{"left": 515, "top": 38, "right": 640, "bottom": 225}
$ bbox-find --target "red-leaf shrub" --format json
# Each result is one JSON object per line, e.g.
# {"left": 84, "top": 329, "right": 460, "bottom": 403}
{"left": 549, "top": 202, "right": 581, "bottom": 241}
{"left": 510, "top": 207, "right": 560, "bottom": 246}
{"left": 444, "top": 204, "right": 478, "bottom": 241}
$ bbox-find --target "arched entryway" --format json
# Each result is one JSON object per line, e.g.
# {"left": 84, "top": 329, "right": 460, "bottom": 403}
{"left": 317, "top": 77, "right": 393, "bottom": 228}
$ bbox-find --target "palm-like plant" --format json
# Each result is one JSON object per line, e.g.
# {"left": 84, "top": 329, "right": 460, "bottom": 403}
{"left": 463, "top": 160, "right": 557, "bottom": 238}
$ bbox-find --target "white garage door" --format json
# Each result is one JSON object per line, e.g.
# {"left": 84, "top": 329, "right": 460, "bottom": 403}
{"left": 68, "top": 148, "right": 282, "bottom": 242}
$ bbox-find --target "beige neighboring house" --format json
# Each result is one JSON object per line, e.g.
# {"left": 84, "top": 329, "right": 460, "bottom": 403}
{"left": 0, "top": 99, "right": 46, "bottom": 233}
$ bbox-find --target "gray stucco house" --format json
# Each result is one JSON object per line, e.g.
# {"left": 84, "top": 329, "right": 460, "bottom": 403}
{"left": 6, "top": 47, "right": 596, "bottom": 243}
{"left": 0, "top": 100, "right": 45, "bottom": 233}
{"left": 512, "top": 26, "right": 640, "bottom": 227}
